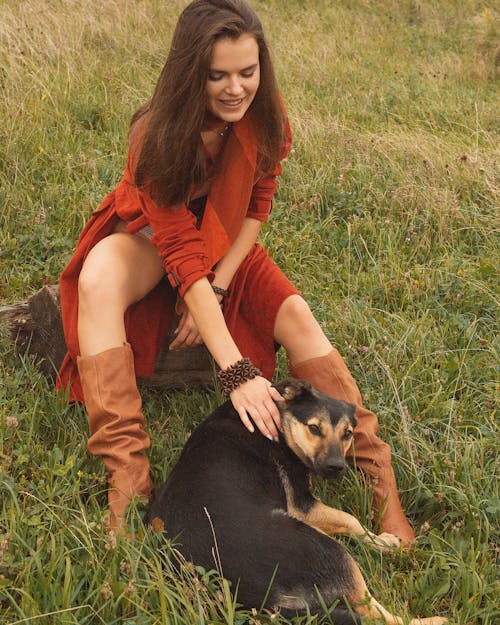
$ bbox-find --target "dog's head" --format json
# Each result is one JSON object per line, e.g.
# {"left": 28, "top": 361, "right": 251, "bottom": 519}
{"left": 274, "top": 379, "right": 357, "bottom": 479}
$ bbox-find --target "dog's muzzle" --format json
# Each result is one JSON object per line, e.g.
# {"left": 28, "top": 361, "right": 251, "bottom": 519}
{"left": 315, "top": 457, "right": 346, "bottom": 479}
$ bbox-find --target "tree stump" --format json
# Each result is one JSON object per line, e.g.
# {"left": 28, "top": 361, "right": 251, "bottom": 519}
{"left": 0, "top": 285, "right": 215, "bottom": 389}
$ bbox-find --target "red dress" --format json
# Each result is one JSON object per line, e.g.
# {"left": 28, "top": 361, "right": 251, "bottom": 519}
{"left": 57, "top": 110, "right": 300, "bottom": 401}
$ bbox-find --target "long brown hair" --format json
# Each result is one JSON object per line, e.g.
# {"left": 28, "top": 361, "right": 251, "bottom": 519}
{"left": 132, "top": 0, "right": 285, "bottom": 207}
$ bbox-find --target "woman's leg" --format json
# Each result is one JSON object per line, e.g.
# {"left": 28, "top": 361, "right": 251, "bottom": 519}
{"left": 78, "top": 230, "right": 165, "bottom": 356}
{"left": 274, "top": 295, "right": 415, "bottom": 545}
{"left": 76, "top": 230, "right": 165, "bottom": 529}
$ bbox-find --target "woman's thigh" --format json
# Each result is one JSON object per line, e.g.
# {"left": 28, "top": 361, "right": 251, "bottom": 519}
{"left": 78, "top": 231, "right": 165, "bottom": 313}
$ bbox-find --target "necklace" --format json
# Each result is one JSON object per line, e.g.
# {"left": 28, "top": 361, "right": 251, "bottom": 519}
{"left": 212, "top": 123, "right": 232, "bottom": 137}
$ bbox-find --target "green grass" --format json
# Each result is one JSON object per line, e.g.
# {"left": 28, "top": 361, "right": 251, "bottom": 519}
{"left": 1, "top": 0, "right": 499, "bottom": 623}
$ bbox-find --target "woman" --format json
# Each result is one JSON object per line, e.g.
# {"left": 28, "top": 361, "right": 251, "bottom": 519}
{"left": 58, "top": 0, "right": 414, "bottom": 545}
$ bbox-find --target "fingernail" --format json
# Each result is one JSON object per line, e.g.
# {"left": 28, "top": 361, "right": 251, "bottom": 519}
{"left": 273, "top": 436, "right": 279, "bottom": 443}
{"left": 266, "top": 434, "right": 273, "bottom": 441}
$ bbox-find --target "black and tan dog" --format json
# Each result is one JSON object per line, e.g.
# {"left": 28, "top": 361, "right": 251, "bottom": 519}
{"left": 148, "top": 379, "right": 446, "bottom": 625}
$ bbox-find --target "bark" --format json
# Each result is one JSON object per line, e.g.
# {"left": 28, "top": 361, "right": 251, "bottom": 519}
{"left": 0, "top": 285, "right": 215, "bottom": 389}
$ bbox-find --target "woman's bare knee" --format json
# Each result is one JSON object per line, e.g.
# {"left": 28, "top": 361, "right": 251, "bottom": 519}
{"left": 77, "top": 232, "right": 165, "bottom": 356}
{"left": 78, "top": 232, "right": 164, "bottom": 314}
{"left": 275, "top": 295, "right": 331, "bottom": 362}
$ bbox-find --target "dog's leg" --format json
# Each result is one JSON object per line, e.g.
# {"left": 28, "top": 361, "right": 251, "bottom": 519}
{"left": 356, "top": 597, "right": 448, "bottom": 625}
{"left": 347, "top": 560, "right": 447, "bottom": 625}
{"left": 304, "top": 500, "right": 402, "bottom": 550}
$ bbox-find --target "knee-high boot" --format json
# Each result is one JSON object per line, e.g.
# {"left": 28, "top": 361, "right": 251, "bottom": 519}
{"left": 290, "top": 348, "right": 415, "bottom": 544}
{"left": 77, "top": 343, "right": 152, "bottom": 530}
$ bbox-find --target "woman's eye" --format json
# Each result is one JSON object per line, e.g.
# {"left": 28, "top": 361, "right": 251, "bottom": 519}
{"left": 241, "top": 71, "right": 255, "bottom": 78}
{"left": 308, "top": 424, "right": 321, "bottom": 436}
{"left": 208, "top": 74, "right": 223, "bottom": 82}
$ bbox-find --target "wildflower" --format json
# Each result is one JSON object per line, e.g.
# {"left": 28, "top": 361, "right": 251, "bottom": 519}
{"left": 124, "top": 579, "right": 136, "bottom": 596}
{"left": 38, "top": 145, "right": 46, "bottom": 154}
{"left": 101, "top": 582, "right": 113, "bottom": 600}
{"left": 120, "top": 559, "right": 132, "bottom": 576}
{"left": 420, "top": 521, "right": 430, "bottom": 533}
{"left": 193, "top": 576, "right": 206, "bottom": 592}
{"left": 104, "top": 530, "right": 117, "bottom": 551}
{"left": 5, "top": 417, "right": 19, "bottom": 428}
{"left": 0, "top": 534, "right": 11, "bottom": 565}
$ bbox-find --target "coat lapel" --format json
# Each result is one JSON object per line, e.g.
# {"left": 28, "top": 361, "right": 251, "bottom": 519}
{"left": 201, "top": 113, "right": 258, "bottom": 267}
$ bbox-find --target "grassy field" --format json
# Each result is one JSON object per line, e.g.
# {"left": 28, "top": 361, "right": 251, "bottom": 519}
{"left": 0, "top": 0, "right": 498, "bottom": 623}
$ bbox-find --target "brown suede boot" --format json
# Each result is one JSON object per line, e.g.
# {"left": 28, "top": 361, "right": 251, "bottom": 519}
{"left": 77, "top": 343, "right": 152, "bottom": 531}
{"left": 290, "top": 348, "right": 415, "bottom": 545}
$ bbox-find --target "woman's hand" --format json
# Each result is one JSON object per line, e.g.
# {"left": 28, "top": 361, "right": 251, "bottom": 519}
{"left": 230, "top": 376, "right": 284, "bottom": 441}
{"left": 169, "top": 300, "right": 204, "bottom": 350}
{"left": 180, "top": 279, "right": 282, "bottom": 440}
{"left": 170, "top": 295, "right": 224, "bottom": 350}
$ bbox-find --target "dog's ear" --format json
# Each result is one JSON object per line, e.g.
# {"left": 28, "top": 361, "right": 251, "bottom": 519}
{"left": 343, "top": 400, "right": 357, "bottom": 428}
{"left": 274, "top": 378, "right": 313, "bottom": 402}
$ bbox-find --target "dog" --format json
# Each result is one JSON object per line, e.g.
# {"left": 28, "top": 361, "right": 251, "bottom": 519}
{"left": 148, "top": 379, "right": 446, "bottom": 625}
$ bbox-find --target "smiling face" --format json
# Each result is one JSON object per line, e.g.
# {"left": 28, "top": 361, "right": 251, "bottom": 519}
{"left": 205, "top": 33, "right": 260, "bottom": 123}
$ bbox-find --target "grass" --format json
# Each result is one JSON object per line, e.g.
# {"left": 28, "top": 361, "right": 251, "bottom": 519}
{"left": 0, "top": 0, "right": 499, "bottom": 623}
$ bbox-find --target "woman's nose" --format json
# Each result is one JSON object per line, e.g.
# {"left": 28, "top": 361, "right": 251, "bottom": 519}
{"left": 225, "top": 75, "right": 244, "bottom": 95}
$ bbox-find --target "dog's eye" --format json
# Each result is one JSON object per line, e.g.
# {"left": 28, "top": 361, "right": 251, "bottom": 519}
{"left": 343, "top": 430, "right": 353, "bottom": 440}
{"left": 308, "top": 424, "right": 321, "bottom": 436}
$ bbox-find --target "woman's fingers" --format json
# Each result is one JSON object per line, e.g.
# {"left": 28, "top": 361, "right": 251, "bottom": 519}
{"left": 235, "top": 406, "right": 255, "bottom": 434}
{"left": 170, "top": 312, "right": 203, "bottom": 349}
{"left": 230, "top": 377, "right": 282, "bottom": 440}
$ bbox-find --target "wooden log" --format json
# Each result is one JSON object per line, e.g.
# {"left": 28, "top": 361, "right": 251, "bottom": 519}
{"left": 0, "top": 285, "right": 215, "bottom": 389}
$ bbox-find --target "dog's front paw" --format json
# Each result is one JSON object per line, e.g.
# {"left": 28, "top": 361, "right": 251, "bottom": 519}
{"left": 374, "top": 532, "right": 402, "bottom": 549}
{"left": 361, "top": 531, "right": 402, "bottom": 551}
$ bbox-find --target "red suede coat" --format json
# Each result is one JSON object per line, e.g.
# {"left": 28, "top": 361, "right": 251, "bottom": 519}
{"left": 58, "top": 110, "right": 297, "bottom": 402}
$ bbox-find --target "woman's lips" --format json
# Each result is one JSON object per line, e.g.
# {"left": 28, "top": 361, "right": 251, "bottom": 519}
{"left": 218, "top": 98, "right": 244, "bottom": 108}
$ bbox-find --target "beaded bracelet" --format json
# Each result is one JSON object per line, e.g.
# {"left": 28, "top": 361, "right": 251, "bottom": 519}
{"left": 217, "top": 357, "right": 262, "bottom": 396}
{"left": 212, "top": 285, "right": 230, "bottom": 299}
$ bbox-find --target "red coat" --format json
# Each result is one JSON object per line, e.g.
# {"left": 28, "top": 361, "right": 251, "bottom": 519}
{"left": 58, "top": 110, "right": 295, "bottom": 402}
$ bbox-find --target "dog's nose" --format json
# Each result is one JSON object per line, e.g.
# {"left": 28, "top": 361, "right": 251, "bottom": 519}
{"left": 323, "top": 459, "right": 346, "bottom": 478}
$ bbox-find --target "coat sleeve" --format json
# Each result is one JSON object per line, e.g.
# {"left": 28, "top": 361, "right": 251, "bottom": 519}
{"left": 116, "top": 151, "right": 214, "bottom": 298}
{"left": 246, "top": 114, "right": 292, "bottom": 222}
